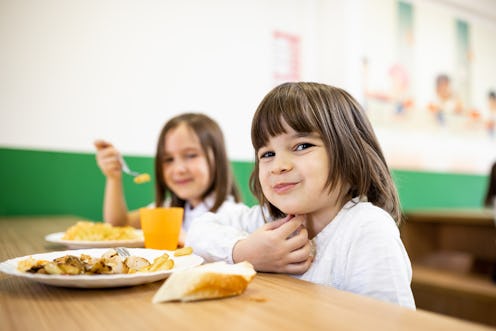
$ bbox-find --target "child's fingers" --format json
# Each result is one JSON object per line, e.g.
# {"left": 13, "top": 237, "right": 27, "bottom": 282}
{"left": 100, "top": 148, "right": 120, "bottom": 160}
{"left": 309, "top": 239, "right": 316, "bottom": 259}
{"left": 96, "top": 146, "right": 122, "bottom": 168}
{"left": 94, "top": 139, "right": 112, "bottom": 150}
{"left": 287, "top": 223, "right": 305, "bottom": 239}
{"left": 97, "top": 150, "right": 119, "bottom": 166}
{"left": 95, "top": 147, "right": 123, "bottom": 176}
{"left": 286, "top": 226, "right": 309, "bottom": 251}
{"left": 272, "top": 217, "right": 304, "bottom": 238}
{"left": 264, "top": 215, "right": 294, "bottom": 230}
{"left": 286, "top": 241, "right": 312, "bottom": 264}
{"left": 282, "top": 256, "right": 313, "bottom": 275}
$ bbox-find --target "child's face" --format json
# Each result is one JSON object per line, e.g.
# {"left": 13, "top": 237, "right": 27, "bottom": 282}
{"left": 489, "top": 97, "right": 496, "bottom": 111}
{"left": 162, "top": 123, "right": 211, "bottom": 208}
{"left": 436, "top": 80, "right": 451, "bottom": 99}
{"left": 257, "top": 121, "right": 345, "bottom": 221}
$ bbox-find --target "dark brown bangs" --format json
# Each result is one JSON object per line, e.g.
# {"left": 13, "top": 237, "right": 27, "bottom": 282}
{"left": 251, "top": 83, "right": 318, "bottom": 151}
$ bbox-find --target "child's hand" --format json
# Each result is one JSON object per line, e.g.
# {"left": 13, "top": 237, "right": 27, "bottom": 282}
{"left": 94, "top": 140, "right": 123, "bottom": 180}
{"left": 232, "top": 215, "right": 313, "bottom": 274}
{"left": 177, "top": 229, "right": 186, "bottom": 248}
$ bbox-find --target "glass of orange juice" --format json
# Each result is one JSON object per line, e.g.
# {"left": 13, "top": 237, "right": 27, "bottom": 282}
{"left": 139, "top": 207, "right": 184, "bottom": 250}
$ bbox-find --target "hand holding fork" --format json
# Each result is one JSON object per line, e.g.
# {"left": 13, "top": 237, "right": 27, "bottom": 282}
{"left": 94, "top": 140, "right": 150, "bottom": 184}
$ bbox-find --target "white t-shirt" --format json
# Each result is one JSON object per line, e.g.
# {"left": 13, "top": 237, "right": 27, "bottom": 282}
{"left": 186, "top": 199, "right": 415, "bottom": 309}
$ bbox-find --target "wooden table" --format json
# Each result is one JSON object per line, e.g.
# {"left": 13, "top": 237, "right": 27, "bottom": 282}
{"left": 1, "top": 216, "right": 494, "bottom": 331}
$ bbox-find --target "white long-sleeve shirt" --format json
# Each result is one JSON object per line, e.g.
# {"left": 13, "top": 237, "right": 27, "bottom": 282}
{"left": 186, "top": 199, "right": 415, "bottom": 309}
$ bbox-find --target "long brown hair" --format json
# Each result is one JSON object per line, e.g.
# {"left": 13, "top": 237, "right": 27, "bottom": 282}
{"left": 154, "top": 113, "right": 241, "bottom": 210}
{"left": 249, "top": 82, "right": 402, "bottom": 225}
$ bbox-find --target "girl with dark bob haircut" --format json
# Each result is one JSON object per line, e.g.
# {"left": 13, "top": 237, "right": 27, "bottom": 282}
{"left": 188, "top": 83, "right": 415, "bottom": 309}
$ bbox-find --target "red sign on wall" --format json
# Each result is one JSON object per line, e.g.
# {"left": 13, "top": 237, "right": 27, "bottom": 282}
{"left": 273, "top": 30, "right": 301, "bottom": 83}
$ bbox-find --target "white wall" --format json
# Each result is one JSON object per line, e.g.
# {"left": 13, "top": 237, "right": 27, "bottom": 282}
{"left": 0, "top": 0, "right": 317, "bottom": 160}
{"left": 1, "top": 0, "right": 495, "bottom": 165}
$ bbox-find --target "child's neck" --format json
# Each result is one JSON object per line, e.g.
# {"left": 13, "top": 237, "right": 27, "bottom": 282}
{"left": 304, "top": 195, "right": 351, "bottom": 239}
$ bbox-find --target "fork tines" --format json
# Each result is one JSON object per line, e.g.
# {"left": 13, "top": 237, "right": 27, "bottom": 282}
{"left": 116, "top": 247, "right": 130, "bottom": 258}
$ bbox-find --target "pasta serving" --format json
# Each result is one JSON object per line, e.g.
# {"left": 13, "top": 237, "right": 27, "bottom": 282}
{"left": 62, "top": 221, "right": 138, "bottom": 241}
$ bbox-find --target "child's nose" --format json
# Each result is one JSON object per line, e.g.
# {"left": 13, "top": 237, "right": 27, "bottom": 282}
{"left": 271, "top": 154, "right": 292, "bottom": 174}
{"left": 171, "top": 159, "right": 187, "bottom": 173}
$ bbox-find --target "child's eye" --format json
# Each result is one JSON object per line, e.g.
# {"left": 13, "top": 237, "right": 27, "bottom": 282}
{"left": 185, "top": 153, "right": 198, "bottom": 159}
{"left": 295, "top": 143, "right": 314, "bottom": 151}
{"left": 258, "top": 151, "right": 275, "bottom": 159}
{"left": 162, "top": 157, "right": 173, "bottom": 164}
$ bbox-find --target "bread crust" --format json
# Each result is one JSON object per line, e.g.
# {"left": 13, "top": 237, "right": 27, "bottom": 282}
{"left": 153, "top": 261, "right": 256, "bottom": 303}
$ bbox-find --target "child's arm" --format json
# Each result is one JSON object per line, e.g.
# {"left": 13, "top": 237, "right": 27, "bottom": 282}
{"left": 187, "top": 207, "right": 313, "bottom": 274}
{"left": 186, "top": 204, "right": 262, "bottom": 262}
{"left": 94, "top": 140, "right": 139, "bottom": 228}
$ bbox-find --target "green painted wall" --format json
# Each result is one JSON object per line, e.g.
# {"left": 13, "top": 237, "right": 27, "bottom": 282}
{"left": 0, "top": 147, "right": 488, "bottom": 220}
{"left": 392, "top": 170, "right": 487, "bottom": 210}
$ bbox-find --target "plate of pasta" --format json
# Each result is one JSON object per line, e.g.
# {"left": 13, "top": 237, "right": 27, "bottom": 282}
{"left": 0, "top": 248, "right": 203, "bottom": 288}
{"left": 45, "top": 221, "right": 144, "bottom": 249}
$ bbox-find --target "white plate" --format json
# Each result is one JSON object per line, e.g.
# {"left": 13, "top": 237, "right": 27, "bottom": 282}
{"left": 45, "top": 231, "right": 145, "bottom": 249}
{"left": 0, "top": 248, "right": 204, "bottom": 288}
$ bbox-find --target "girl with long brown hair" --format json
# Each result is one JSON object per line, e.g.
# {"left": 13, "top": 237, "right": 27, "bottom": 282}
{"left": 95, "top": 113, "right": 243, "bottom": 245}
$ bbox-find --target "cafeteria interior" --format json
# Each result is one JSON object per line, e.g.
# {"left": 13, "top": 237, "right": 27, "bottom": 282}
{"left": 1, "top": 0, "right": 495, "bottom": 330}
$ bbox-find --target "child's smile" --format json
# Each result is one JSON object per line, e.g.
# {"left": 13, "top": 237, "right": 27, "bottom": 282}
{"left": 272, "top": 181, "right": 300, "bottom": 194}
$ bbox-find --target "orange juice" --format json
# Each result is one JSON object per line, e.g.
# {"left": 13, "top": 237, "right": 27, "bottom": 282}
{"left": 139, "top": 207, "right": 183, "bottom": 250}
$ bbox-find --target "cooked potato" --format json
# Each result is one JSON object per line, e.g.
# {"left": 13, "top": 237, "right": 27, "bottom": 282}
{"left": 103, "top": 256, "right": 129, "bottom": 274}
{"left": 174, "top": 246, "right": 193, "bottom": 257}
{"left": 125, "top": 256, "right": 151, "bottom": 272}
{"left": 17, "top": 257, "right": 48, "bottom": 273}
{"left": 53, "top": 255, "right": 85, "bottom": 275}
{"left": 17, "top": 250, "right": 175, "bottom": 275}
{"left": 140, "top": 254, "right": 174, "bottom": 272}
{"left": 43, "top": 262, "right": 64, "bottom": 275}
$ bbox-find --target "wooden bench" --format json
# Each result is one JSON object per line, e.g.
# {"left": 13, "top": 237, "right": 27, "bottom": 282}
{"left": 401, "top": 209, "right": 496, "bottom": 327}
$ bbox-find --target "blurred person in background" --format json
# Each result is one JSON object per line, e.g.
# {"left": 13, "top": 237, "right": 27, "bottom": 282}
{"left": 428, "top": 74, "right": 464, "bottom": 126}
{"left": 484, "top": 161, "right": 496, "bottom": 218}
{"left": 483, "top": 161, "right": 496, "bottom": 283}
{"left": 486, "top": 90, "right": 496, "bottom": 138}
{"left": 94, "top": 113, "right": 244, "bottom": 246}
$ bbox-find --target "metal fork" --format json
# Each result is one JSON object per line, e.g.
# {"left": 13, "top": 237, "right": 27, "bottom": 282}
{"left": 119, "top": 156, "right": 140, "bottom": 177}
{"left": 115, "top": 247, "right": 131, "bottom": 258}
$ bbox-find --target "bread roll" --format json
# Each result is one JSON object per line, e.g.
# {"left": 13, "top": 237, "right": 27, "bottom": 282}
{"left": 152, "top": 261, "right": 256, "bottom": 303}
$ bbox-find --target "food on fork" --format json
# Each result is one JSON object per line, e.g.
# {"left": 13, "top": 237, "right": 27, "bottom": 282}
{"left": 152, "top": 261, "right": 256, "bottom": 303}
{"left": 133, "top": 173, "right": 151, "bottom": 184}
{"left": 17, "top": 249, "right": 173, "bottom": 275}
{"left": 62, "top": 221, "right": 139, "bottom": 241}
